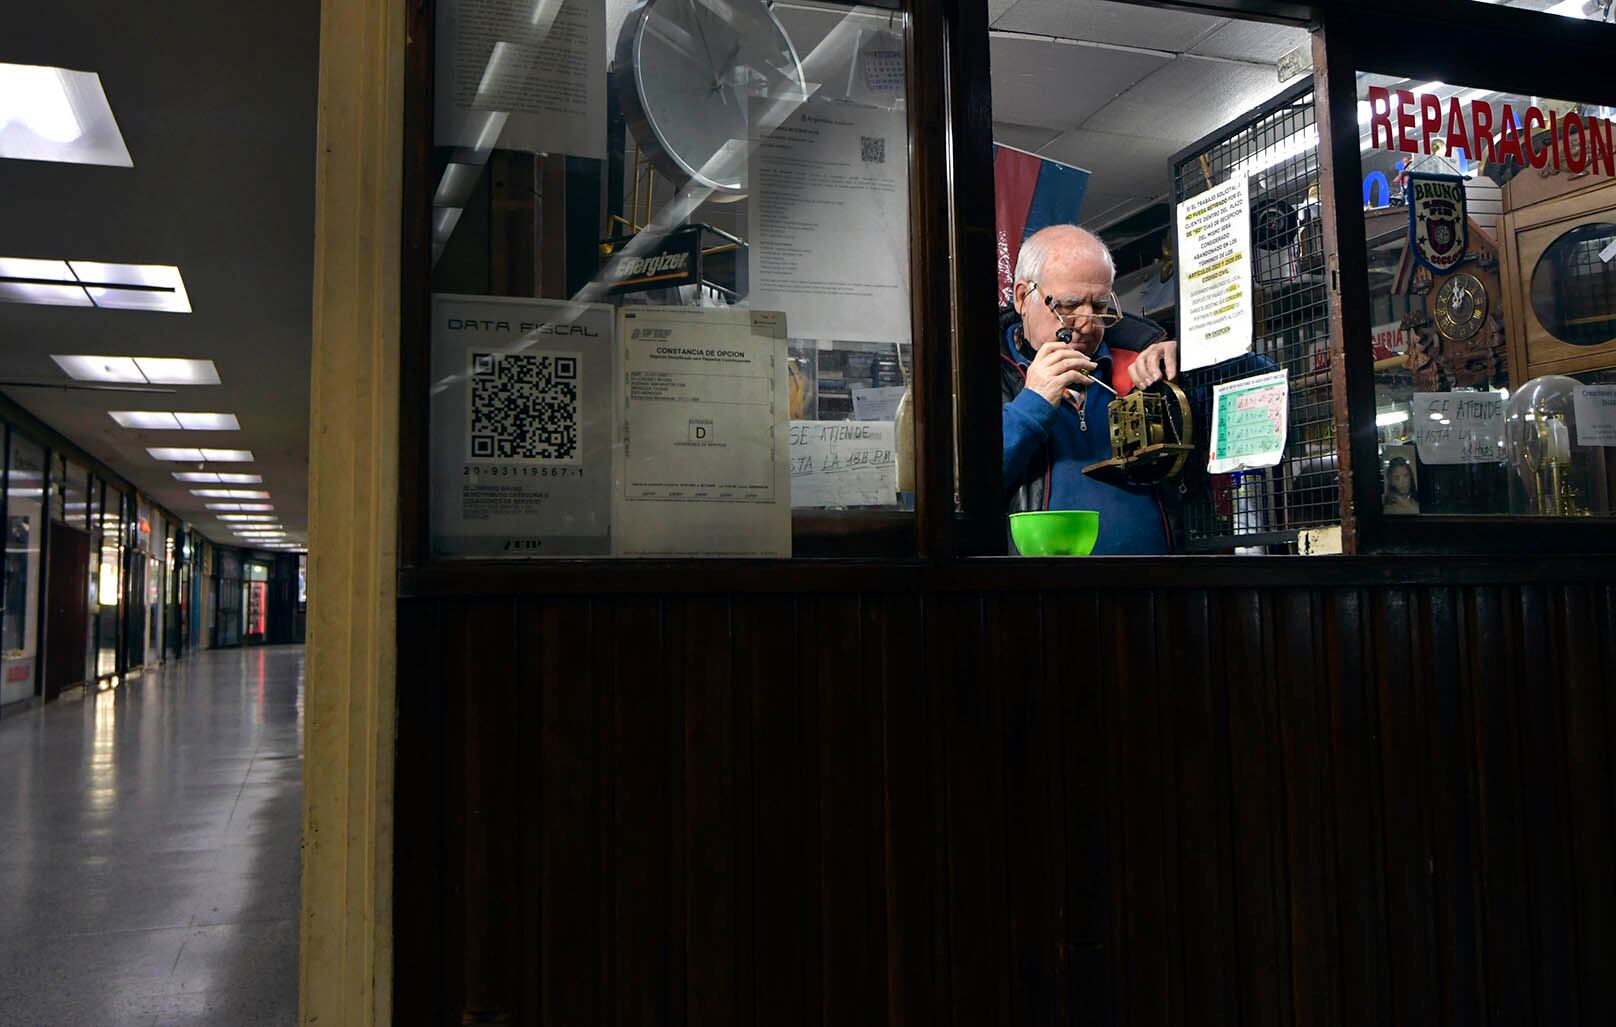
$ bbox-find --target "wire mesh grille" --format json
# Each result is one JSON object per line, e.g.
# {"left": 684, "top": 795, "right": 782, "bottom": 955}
{"left": 1172, "top": 86, "right": 1338, "bottom": 552}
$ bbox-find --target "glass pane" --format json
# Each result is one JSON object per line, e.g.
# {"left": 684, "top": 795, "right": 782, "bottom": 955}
{"left": 63, "top": 460, "right": 88, "bottom": 529}
{"left": 1356, "top": 73, "right": 1616, "bottom": 518}
{"left": 1468, "top": 1, "right": 1614, "bottom": 23}
{"left": 3, "top": 432, "right": 46, "bottom": 704}
{"left": 427, "top": 0, "right": 916, "bottom": 558}
{"left": 988, "top": 0, "right": 1320, "bottom": 554}
{"left": 98, "top": 485, "right": 124, "bottom": 678}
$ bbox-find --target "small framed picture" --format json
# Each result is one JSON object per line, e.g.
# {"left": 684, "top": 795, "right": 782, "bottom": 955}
{"left": 1382, "top": 444, "right": 1420, "bottom": 515}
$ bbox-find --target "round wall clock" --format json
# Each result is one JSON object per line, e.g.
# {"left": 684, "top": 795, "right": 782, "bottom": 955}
{"left": 613, "top": 0, "right": 807, "bottom": 194}
{"left": 1434, "top": 272, "right": 1489, "bottom": 342}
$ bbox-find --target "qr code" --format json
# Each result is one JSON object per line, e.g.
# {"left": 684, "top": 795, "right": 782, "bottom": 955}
{"left": 468, "top": 351, "right": 580, "bottom": 462}
{"left": 860, "top": 135, "right": 886, "bottom": 164}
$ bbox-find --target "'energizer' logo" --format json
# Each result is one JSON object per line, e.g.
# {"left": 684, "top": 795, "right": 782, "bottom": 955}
{"left": 610, "top": 251, "right": 690, "bottom": 281}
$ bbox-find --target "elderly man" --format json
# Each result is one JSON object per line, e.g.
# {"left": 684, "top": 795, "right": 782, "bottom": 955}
{"left": 1001, "top": 224, "right": 1179, "bottom": 554}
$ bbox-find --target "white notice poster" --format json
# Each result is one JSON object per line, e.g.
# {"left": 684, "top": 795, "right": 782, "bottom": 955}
{"left": 748, "top": 103, "right": 911, "bottom": 343}
{"left": 1574, "top": 384, "right": 1616, "bottom": 446}
{"left": 790, "top": 420, "right": 897, "bottom": 508}
{"left": 435, "top": 0, "right": 605, "bottom": 159}
{"left": 850, "top": 385, "right": 906, "bottom": 421}
{"left": 1177, "top": 175, "right": 1255, "bottom": 371}
{"left": 1411, "top": 392, "right": 1506, "bottom": 464}
{"left": 429, "top": 294, "right": 614, "bottom": 556}
{"left": 614, "top": 306, "right": 791, "bottom": 556}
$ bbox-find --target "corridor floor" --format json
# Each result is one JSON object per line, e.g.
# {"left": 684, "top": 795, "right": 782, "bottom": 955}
{"left": 0, "top": 645, "right": 303, "bottom": 1026}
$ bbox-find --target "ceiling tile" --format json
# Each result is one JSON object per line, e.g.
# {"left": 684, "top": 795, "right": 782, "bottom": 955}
{"left": 990, "top": 0, "right": 1020, "bottom": 24}
{"left": 993, "top": 0, "right": 1225, "bottom": 52}
{"left": 990, "top": 33, "right": 1169, "bottom": 129}
{"left": 1082, "top": 57, "right": 1293, "bottom": 143}
{"left": 993, "top": 121, "right": 1064, "bottom": 153}
{"left": 1189, "top": 20, "right": 1309, "bottom": 63}
{"left": 1037, "top": 127, "right": 1180, "bottom": 219}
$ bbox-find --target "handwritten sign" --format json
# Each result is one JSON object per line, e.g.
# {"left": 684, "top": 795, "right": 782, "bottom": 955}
{"left": 789, "top": 420, "right": 897, "bottom": 508}
{"left": 1209, "top": 369, "right": 1289, "bottom": 474}
{"left": 1411, "top": 391, "right": 1505, "bottom": 464}
{"left": 851, "top": 385, "right": 906, "bottom": 421}
{"left": 1178, "top": 174, "right": 1255, "bottom": 371}
{"left": 1574, "top": 384, "right": 1616, "bottom": 446}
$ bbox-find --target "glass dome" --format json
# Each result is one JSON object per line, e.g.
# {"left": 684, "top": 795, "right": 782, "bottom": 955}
{"left": 1503, "top": 375, "right": 1604, "bottom": 516}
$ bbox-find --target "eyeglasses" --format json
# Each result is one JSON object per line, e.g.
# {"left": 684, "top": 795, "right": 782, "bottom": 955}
{"left": 1033, "top": 285, "right": 1123, "bottom": 328}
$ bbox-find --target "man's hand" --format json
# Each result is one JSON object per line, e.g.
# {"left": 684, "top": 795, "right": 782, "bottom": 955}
{"left": 1024, "top": 340, "right": 1099, "bottom": 406}
{"left": 1130, "top": 338, "right": 1179, "bottom": 389}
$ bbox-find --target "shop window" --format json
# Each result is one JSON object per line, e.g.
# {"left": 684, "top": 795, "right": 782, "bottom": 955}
{"left": 3, "top": 431, "right": 47, "bottom": 705}
{"left": 96, "top": 485, "right": 123, "bottom": 679}
{"left": 987, "top": 0, "right": 1323, "bottom": 554}
{"left": 62, "top": 459, "right": 88, "bottom": 531}
{"left": 1354, "top": 73, "right": 1616, "bottom": 519}
{"left": 1467, "top": 1, "right": 1613, "bottom": 25}
{"left": 420, "top": 0, "right": 918, "bottom": 559}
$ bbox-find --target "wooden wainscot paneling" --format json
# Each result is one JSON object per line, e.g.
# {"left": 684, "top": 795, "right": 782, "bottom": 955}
{"left": 395, "top": 577, "right": 1616, "bottom": 1026}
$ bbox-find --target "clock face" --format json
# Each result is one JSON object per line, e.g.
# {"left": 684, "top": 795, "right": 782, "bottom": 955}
{"left": 1434, "top": 272, "right": 1488, "bottom": 342}
{"left": 620, "top": 0, "right": 807, "bottom": 193}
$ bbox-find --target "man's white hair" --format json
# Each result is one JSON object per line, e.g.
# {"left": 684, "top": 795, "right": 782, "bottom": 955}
{"left": 1013, "top": 224, "right": 1115, "bottom": 288}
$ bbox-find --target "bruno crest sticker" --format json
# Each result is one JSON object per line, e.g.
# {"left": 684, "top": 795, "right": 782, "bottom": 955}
{"left": 1407, "top": 172, "right": 1468, "bottom": 274}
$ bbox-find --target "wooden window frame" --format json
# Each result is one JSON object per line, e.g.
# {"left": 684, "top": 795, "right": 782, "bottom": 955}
{"left": 1315, "top": 2, "right": 1616, "bottom": 554}
{"left": 396, "top": 0, "right": 1001, "bottom": 577}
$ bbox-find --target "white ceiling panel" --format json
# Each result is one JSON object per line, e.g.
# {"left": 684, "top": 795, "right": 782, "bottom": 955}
{"left": 1190, "top": 20, "right": 1309, "bottom": 63}
{"left": 990, "top": 0, "right": 1020, "bottom": 24}
{"left": 993, "top": 121, "right": 1065, "bottom": 153}
{"left": 990, "top": 33, "right": 1169, "bottom": 129}
{"left": 1037, "top": 127, "right": 1180, "bottom": 205}
{"left": 1082, "top": 57, "right": 1293, "bottom": 143}
{"left": 1074, "top": 190, "right": 1158, "bottom": 230}
{"left": 994, "top": 0, "right": 1226, "bottom": 53}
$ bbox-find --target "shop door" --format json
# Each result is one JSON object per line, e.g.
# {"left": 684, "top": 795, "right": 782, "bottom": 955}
{"left": 43, "top": 524, "right": 90, "bottom": 699}
{"left": 124, "top": 557, "right": 146, "bottom": 670}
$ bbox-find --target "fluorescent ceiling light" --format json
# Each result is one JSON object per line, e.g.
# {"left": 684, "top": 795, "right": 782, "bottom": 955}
{"left": 52, "top": 354, "right": 218, "bottom": 383}
{"left": 71, "top": 262, "right": 191, "bottom": 313}
{"left": 131, "top": 356, "right": 215, "bottom": 383}
{"left": 191, "top": 487, "right": 270, "bottom": 499}
{"left": 218, "top": 514, "right": 278, "bottom": 522}
{"left": 173, "top": 472, "right": 221, "bottom": 483}
{"left": 0, "top": 256, "right": 90, "bottom": 306}
{"left": 206, "top": 502, "right": 244, "bottom": 511}
{"left": 199, "top": 448, "right": 252, "bottom": 462}
{"left": 234, "top": 502, "right": 273, "bottom": 510}
{"left": 216, "top": 472, "right": 261, "bottom": 484}
{"left": 147, "top": 446, "right": 204, "bottom": 461}
{"left": 3, "top": 263, "right": 190, "bottom": 312}
{"left": 0, "top": 280, "right": 95, "bottom": 306}
{"left": 51, "top": 354, "right": 144, "bottom": 382}
{"left": 174, "top": 412, "right": 239, "bottom": 431}
{"left": 1375, "top": 410, "right": 1410, "bottom": 427}
{"left": 110, "top": 411, "right": 182, "bottom": 430}
{"left": 1233, "top": 127, "right": 1320, "bottom": 178}
{"left": 0, "top": 63, "right": 132, "bottom": 167}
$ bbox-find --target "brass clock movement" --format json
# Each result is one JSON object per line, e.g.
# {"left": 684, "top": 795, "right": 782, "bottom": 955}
{"left": 1434, "top": 272, "right": 1489, "bottom": 341}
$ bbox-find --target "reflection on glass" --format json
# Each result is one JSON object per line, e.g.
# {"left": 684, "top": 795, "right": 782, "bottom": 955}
{"left": 1356, "top": 70, "right": 1616, "bottom": 521}
{"left": 1531, "top": 223, "right": 1616, "bottom": 347}
{"left": 2, "top": 432, "right": 46, "bottom": 706}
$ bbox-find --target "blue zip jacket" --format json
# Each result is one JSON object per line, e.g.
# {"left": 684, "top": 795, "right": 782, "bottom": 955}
{"left": 1001, "top": 321, "right": 1170, "bottom": 555}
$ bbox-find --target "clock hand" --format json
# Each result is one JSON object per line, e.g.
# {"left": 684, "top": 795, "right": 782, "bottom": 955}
{"left": 689, "top": 4, "right": 723, "bottom": 90}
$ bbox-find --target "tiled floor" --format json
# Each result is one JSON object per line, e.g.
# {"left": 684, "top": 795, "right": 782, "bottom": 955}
{"left": 0, "top": 645, "right": 303, "bottom": 1026}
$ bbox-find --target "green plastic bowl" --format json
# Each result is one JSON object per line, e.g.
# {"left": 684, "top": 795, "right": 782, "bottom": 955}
{"left": 1010, "top": 510, "right": 1100, "bottom": 556}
